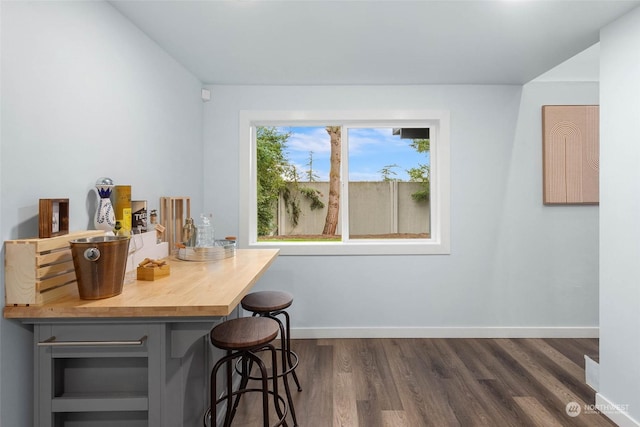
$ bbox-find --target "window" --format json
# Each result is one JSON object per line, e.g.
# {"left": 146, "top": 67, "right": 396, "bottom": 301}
{"left": 239, "top": 110, "right": 450, "bottom": 255}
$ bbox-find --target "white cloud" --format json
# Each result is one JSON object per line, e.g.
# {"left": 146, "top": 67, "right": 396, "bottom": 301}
{"left": 286, "top": 127, "right": 331, "bottom": 154}
{"left": 348, "top": 128, "right": 405, "bottom": 155}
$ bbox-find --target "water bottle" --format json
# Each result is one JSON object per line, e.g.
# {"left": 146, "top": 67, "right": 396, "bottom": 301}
{"left": 196, "top": 214, "right": 214, "bottom": 247}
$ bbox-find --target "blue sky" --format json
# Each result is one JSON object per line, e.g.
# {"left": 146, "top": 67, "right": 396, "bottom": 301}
{"left": 279, "top": 126, "right": 430, "bottom": 182}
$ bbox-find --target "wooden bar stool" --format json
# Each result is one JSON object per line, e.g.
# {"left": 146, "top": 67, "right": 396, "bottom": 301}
{"left": 240, "top": 291, "right": 301, "bottom": 426}
{"left": 205, "top": 316, "right": 287, "bottom": 427}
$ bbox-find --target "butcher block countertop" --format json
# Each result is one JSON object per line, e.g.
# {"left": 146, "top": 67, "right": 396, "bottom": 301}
{"left": 3, "top": 249, "right": 279, "bottom": 320}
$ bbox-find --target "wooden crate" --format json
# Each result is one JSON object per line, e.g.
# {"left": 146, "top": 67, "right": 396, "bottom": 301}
{"left": 136, "top": 264, "right": 170, "bottom": 281}
{"left": 4, "top": 230, "right": 105, "bottom": 306}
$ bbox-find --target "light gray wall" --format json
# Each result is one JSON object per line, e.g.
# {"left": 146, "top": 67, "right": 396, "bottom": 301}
{"left": 203, "top": 83, "right": 599, "bottom": 336}
{"left": 599, "top": 5, "right": 640, "bottom": 425}
{"left": 0, "top": 2, "right": 204, "bottom": 425}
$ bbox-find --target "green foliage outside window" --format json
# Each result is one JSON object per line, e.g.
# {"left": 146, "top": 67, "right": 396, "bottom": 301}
{"left": 407, "top": 138, "right": 431, "bottom": 202}
{"left": 257, "top": 127, "right": 325, "bottom": 236}
{"left": 256, "top": 126, "right": 290, "bottom": 236}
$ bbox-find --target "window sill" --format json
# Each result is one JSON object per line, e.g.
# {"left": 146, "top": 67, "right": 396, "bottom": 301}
{"left": 244, "top": 240, "right": 450, "bottom": 256}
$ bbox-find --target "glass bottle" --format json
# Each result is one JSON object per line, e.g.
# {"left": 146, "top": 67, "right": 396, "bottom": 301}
{"left": 196, "top": 213, "right": 214, "bottom": 247}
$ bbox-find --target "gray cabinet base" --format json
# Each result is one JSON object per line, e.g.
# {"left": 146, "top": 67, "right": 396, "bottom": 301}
{"left": 31, "top": 313, "right": 236, "bottom": 427}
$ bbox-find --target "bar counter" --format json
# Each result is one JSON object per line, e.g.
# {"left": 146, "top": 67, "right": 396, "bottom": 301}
{"left": 4, "top": 248, "right": 280, "bottom": 427}
{"left": 4, "top": 249, "right": 279, "bottom": 319}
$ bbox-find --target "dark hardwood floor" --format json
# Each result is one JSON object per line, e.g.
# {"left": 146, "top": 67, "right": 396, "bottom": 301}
{"left": 226, "top": 338, "right": 615, "bottom": 426}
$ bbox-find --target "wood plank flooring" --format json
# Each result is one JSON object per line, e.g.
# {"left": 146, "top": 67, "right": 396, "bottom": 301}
{"left": 225, "top": 338, "right": 615, "bottom": 427}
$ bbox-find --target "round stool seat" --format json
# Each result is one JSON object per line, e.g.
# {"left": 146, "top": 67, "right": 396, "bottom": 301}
{"left": 206, "top": 316, "right": 287, "bottom": 427}
{"left": 210, "top": 317, "right": 279, "bottom": 351}
{"left": 242, "top": 291, "right": 293, "bottom": 313}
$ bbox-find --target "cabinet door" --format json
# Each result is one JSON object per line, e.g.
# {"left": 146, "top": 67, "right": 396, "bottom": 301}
{"left": 34, "top": 323, "right": 162, "bottom": 427}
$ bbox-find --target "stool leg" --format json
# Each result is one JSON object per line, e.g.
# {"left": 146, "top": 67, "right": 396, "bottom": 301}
{"left": 247, "top": 350, "right": 272, "bottom": 427}
{"left": 208, "top": 361, "right": 217, "bottom": 427}
{"left": 209, "top": 362, "right": 217, "bottom": 427}
{"left": 209, "top": 352, "right": 232, "bottom": 427}
{"left": 229, "top": 354, "right": 252, "bottom": 420}
{"left": 212, "top": 348, "right": 288, "bottom": 427}
{"left": 224, "top": 353, "right": 234, "bottom": 427}
{"left": 267, "top": 343, "right": 288, "bottom": 427}
{"left": 253, "top": 310, "right": 300, "bottom": 426}
{"left": 281, "top": 310, "right": 302, "bottom": 392}
{"left": 268, "top": 315, "right": 297, "bottom": 426}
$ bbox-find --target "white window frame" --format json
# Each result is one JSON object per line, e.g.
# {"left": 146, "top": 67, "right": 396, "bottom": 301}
{"left": 239, "top": 110, "right": 450, "bottom": 255}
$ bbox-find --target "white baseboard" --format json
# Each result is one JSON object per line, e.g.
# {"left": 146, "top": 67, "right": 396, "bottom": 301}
{"left": 584, "top": 356, "right": 599, "bottom": 391}
{"left": 595, "top": 393, "right": 640, "bottom": 427}
{"left": 290, "top": 326, "right": 599, "bottom": 339}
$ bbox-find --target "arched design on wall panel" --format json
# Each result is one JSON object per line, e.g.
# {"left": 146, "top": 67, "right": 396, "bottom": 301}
{"left": 542, "top": 105, "right": 599, "bottom": 205}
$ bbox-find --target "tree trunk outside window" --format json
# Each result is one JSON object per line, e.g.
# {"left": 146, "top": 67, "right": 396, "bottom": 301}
{"left": 323, "top": 126, "right": 341, "bottom": 235}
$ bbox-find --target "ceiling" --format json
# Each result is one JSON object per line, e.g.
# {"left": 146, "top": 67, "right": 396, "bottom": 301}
{"left": 110, "top": 0, "right": 640, "bottom": 85}
{"left": 532, "top": 42, "right": 600, "bottom": 82}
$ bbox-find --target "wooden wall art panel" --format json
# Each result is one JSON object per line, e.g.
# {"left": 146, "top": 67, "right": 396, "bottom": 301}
{"left": 542, "top": 105, "right": 599, "bottom": 205}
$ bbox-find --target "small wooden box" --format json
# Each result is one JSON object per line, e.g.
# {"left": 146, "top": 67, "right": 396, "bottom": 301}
{"left": 39, "top": 199, "right": 69, "bottom": 238}
{"left": 4, "top": 230, "right": 106, "bottom": 306}
{"left": 137, "top": 265, "right": 170, "bottom": 281}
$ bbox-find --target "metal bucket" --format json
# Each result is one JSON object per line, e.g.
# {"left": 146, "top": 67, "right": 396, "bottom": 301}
{"left": 70, "top": 236, "right": 130, "bottom": 300}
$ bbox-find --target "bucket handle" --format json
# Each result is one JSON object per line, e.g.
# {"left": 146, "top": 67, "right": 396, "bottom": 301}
{"left": 84, "top": 247, "right": 100, "bottom": 261}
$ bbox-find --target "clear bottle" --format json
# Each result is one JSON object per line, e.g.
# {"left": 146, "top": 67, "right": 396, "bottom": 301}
{"left": 196, "top": 213, "right": 214, "bottom": 247}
